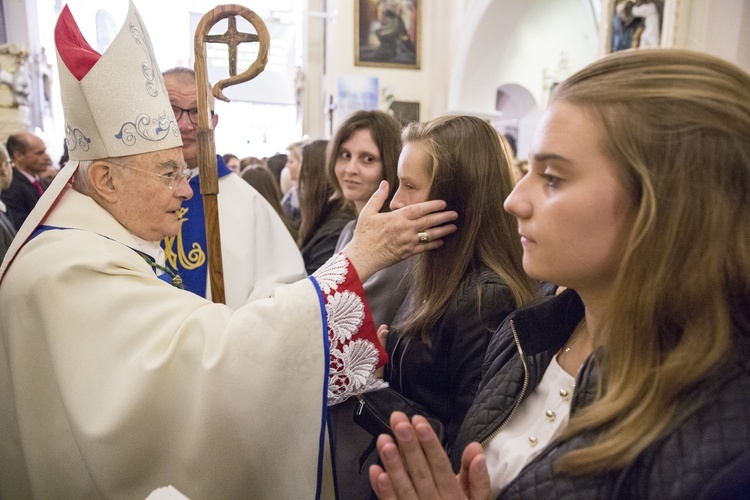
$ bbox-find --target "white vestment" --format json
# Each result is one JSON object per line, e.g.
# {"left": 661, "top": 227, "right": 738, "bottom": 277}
{"left": 0, "top": 186, "right": 385, "bottom": 499}
{"left": 166, "top": 171, "right": 307, "bottom": 310}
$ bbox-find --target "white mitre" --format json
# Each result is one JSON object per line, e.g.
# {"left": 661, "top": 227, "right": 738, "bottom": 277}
{"left": 56, "top": 0, "right": 181, "bottom": 160}
{"left": 0, "top": 1, "right": 181, "bottom": 281}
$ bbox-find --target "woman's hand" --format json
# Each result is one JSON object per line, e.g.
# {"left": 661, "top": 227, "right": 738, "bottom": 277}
{"left": 369, "top": 412, "right": 491, "bottom": 500}
{"left": 342, "top": 181, "right": 458, "bottom": 282}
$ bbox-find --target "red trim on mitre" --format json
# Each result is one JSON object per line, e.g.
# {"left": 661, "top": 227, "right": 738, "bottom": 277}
{"left": 55, "top": 5, "right": 101, "bottom": 81}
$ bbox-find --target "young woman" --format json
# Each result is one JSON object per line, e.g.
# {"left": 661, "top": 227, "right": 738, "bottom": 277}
{"left": 369, "top": 49, "right": 750, "bottom": 499}
{"left": 327, "top": 111, "right": 412, "bottom": 499}
{"left": 297, "top": 139, "right": 356, "bottom": 274}
{"left": 281, "top": 140, "right": 304, "bottom": 226}
{"left": 386, "top": 116, "right": 538, "bottom": 446}
{"left": 331, "top": 110, "right": 405, "bottom": 328}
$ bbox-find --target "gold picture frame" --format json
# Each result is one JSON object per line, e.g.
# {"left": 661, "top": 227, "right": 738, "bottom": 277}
{"left": 355, "top": 0, "right": 420, "bottom": 69}
{"left": 602, "top": 0, "right": 668, "bottom": 54}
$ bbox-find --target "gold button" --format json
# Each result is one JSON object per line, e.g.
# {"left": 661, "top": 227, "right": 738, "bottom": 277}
{"left": 529, "top": 436, "right": 538, "bottom": 447}
{"left": 559, "top": 389, "right": 570, "bottom": 399}
{"left": 546, "top": 410, "right": 556, "bottom": 421}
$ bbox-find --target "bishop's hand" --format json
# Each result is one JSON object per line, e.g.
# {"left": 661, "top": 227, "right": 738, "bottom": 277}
{"left": 341, "top": 181, "right": 458, "bottom": 282}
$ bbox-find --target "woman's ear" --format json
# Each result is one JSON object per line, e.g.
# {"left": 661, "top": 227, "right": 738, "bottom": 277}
{"left": 89, "top": 161, "right": 119, "bottom": 204}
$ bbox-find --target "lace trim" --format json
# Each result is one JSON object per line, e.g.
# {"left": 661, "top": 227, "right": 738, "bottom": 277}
{"left": 313, "top": 253, "right": 386, "bottom": 406}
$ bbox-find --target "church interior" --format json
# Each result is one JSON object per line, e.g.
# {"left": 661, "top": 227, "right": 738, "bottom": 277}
{"left": 1, "top": 0, "right": 749, "bottom": 164}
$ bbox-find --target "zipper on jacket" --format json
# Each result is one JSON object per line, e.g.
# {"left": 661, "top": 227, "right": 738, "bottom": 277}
{"left": 481, "top": 319, "right": 530, "bottom": 446}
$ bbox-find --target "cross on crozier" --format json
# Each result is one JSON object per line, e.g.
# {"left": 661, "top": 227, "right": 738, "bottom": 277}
{"left": 205, "top": 16, "right": 259, "bottom": 77}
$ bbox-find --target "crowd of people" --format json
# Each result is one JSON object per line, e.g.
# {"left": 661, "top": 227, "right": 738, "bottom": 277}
{"left": 0, "top": 2, "right": 748, "bottom": 499}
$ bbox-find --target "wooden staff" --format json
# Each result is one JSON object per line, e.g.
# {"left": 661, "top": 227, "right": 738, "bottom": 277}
{"left": 194, "top": 5, "right": 270, "bottom": 303}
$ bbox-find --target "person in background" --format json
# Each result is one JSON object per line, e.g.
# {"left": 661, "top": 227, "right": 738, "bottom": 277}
{"left": 266, "top": 152, "right": 287, "bottom": 190}
{"left": 282, "top": 139, "right": 305, "bottom": 226}
{"left": 327, "top": 110, "right": 409, "bottom": 499}
{"left": 331, "top": 110, "right": 405, "bottom": 328}
{"left": 1, "top": 131, "right": 52, "bottom": 229}
{"left": 297, "top": 139, "right": 356, "bottom": 274}
{"left": 512, "top": 159, "right": 528, "bottom": 185}
{"left": 0, "top": 143, "right": 16, "bottom": 262}
{"left": 239, "top": 156, "right": 265, "bottom": 172}
{"left": 222, "top": 153, "right": 241, "bottom": 174}
{"left": 241, "top": 165, "right": 298, "bottom": 241}
{"left": 0, "top": 4, "right": 459, "bottom": 497}
{"left": 58, "top": 140, "right": 69, "bottom": 169}
{"left": 368, "top": 48, "right": 750, "bottom": 500}
{"left": 162, "top": 67, "right": 306, "bottom": 308}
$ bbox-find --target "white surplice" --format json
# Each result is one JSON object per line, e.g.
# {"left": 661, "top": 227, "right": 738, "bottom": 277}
{"left": 0, "top": 186, "right": 385, "bottom": 499}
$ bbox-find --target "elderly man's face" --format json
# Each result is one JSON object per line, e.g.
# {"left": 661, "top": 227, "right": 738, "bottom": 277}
{"left": 113, "top": 147, "right": 193, "bottom": 241}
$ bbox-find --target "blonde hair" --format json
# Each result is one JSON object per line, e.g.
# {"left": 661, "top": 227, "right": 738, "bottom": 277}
{"left": 552, "top": 49, "right": 750, "bottom": 473}
{"left": 286, "top": 140, "right": 305, "bottom": 161}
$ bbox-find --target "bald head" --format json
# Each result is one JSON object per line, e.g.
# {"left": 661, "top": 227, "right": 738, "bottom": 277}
{"left": 7, "top": 132, "right": 51, "bottom": 175}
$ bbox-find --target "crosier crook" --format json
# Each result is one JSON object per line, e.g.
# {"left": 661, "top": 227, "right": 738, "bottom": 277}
{"left": 193, "top": 4, "right": 270, "bottom": 303}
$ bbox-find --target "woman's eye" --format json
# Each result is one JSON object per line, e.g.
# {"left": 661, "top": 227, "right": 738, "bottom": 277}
{"left": 338, "top": 151, "right": 351, "bottom": 160}
{"left": 539, "top": 173, "right": 561, "bottom": 187}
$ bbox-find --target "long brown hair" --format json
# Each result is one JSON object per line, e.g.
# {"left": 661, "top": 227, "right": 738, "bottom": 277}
{"left": 327, "top": 110, "right": 401, "bottom": 211}
{"left": 552, "top": 49, "right": 750, "bottom": 473}
{"left": 395, "top": 115, "right": 537, "bottom": 343}
{"left": 240, "top": 166, "right": 298, "bottom": 239}
{"left": 298, "top": 140, "right": 353, "bottom": 248}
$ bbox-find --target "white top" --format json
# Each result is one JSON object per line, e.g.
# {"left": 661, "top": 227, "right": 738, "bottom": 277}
{"left": 484, "top": 354, "right": 576, "bottom": 495}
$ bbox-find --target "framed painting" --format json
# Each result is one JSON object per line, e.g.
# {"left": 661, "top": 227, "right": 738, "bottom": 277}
{"left": 602, "top": 0, "right": 668, "bottom": 54}
{"left": 390, "top": 100, "right": 420, "bottom": 127}
{"left": 355, "top": 0, "right": 420, "bottom": 69}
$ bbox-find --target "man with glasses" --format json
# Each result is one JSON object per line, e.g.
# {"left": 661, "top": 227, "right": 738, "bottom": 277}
{"left": 0, "top": 3, "right": 456, "bottom": 498}
{"left": 162, "top": 67, "right": 306, "bottom": 310}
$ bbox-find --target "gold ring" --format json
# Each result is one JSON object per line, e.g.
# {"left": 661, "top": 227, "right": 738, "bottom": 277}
{"left": 418, "top": 231, "right": 429, "bottom": 244}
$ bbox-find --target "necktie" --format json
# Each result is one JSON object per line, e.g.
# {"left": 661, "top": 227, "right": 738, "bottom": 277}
{"left": 32, "top": 179, "right": 44, "bottom": 195}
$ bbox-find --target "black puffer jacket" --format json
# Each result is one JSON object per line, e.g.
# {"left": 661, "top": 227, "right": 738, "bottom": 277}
{"left": 454, "top": 289, "right": 750, "bottom": 499}
{"left": 387, "top": 264, "right": 517, "bottom": 447}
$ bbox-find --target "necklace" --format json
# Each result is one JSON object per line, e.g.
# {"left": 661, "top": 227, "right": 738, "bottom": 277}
{"left": 560, "top": 319, "right": 586, "bottom": 365}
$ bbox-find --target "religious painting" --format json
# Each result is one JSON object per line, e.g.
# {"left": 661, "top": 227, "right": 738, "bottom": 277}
{"left": 604, "top": 0, "right": 667, "bottom": 53}
{"left": 390, "top": 100, "right": 420, "bottom": 127}
{"left": 355, "top": 0, "right": 420, "bottom": 69}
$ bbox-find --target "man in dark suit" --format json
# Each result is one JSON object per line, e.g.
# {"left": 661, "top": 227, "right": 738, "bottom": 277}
{"left": 0, "top": 143, "right": 16, "bottom": 262}
{"left": 1, "top": 132, "right": 52, "bottom": 230}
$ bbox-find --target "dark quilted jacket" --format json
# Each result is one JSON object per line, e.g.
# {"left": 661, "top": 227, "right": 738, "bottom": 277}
{"left": 453, "top": 289, "right": 750, "bottom": 499}
{"left": 386, "top": 264, "right": 517, "bottom": 447}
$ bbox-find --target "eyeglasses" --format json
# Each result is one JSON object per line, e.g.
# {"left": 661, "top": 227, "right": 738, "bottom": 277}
{"left": 171, "top": 105, "right": 214, "bottom": 126}
{"left": 108, "top": 160, "right": 192, "bottom": 190}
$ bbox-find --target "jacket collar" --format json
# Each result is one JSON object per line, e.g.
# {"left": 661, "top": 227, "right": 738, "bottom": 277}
{"left": 512, "top": 288, "right": 585, "bottom": 356}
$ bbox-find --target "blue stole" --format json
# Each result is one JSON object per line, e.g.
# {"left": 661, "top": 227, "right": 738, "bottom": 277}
{"left": 162, "top": 155, "right": 232, "bottom": 298}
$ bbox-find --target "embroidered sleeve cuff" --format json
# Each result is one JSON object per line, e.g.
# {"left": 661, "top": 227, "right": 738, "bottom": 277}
{"left": 313, "top": 253, "right": 389, "bottom": 406}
